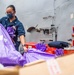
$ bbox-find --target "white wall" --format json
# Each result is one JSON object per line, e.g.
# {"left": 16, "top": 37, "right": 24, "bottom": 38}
{"left": 55, "top": 0, "right": 74, "bottom": 41}
{"left": 0, "top": 0, "right": 74, "bottom": 43}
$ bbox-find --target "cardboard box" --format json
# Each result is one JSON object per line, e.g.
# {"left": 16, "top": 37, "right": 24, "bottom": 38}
{"left": 19, "top": 59, "right": 61, "bottom": 75}
{"left": 0, "top": 60, "right": 58, "bottom": 75}
{"left": 0, "top": 66, "right": 20, "bottom": 75}
{"left": 56, "top": 54, "right": 74, "bottom": 75}
{"left": 19, "top": 60, "right": 51, "bottom": 75}
{"left": 19, "top": 54, "right": 74, "bottom": 75}
{"left": 0, "top": 54, "right": 74, "bottom": 75}
{"left": 0, "top": 60, "right": 51, "bottom": 75}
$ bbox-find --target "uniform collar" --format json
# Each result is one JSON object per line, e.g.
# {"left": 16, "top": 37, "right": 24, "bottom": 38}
{"left": 7, "top": 16, "right": 18, "bottom": 23}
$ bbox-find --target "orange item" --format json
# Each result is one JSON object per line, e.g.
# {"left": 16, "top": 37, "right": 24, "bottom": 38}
{"left": 25, "top": 42, "right": 36, "bottom": 48}
{"left": 45, "top": 45, "right": 56, "bottom": 54}
{"left": 64, "top": 50, "right": 74, "bottom": 55}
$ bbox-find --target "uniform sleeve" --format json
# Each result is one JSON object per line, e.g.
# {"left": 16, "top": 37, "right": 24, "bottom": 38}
{"left": 0, "top": 17, "right": 7, "bottom": 24}
{"left": 17, "top": 22, "right": 26, "bottom": 37}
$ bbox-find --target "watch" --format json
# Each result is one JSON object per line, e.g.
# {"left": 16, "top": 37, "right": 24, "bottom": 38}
{"left": 22, "top": 44, "right": 26, "bottom": 47}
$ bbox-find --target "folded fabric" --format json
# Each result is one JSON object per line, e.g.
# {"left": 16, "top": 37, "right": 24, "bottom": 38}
{"left": 23, "top": 48, "right": 55, "bottom": 64}
{"left": 35, "top": 43, "right": 46, "bottom": 52}
{"left": 0, "top": 24, "right": 26, "bottom": 66}
{"left": 55, "top": 48, "right": 64, "bottom": 56}
{"left": 48, "top": 41, "right": 69, "bottom": 48}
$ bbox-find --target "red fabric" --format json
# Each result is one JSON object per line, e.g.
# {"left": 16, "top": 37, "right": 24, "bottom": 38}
{"left": 64, "top": 50, "right": 74, "bottom": 55}
{"left": 25, "top": 42, "right": 36, "bottom": 48}
{"left": 45, "top": 45, "right": 56, "bottom": 54}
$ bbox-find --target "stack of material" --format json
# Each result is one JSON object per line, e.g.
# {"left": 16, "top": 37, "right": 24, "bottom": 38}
{"left": 0, "top": 54, "right": 74, "bottom": 75}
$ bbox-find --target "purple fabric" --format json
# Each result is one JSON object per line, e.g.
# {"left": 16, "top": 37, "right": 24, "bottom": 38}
{"left": 7, "top": 26, "right": 16, "bottom": 38}
{"left": 0, "top": 24, "right": 26, "bottom": 66}
{"left": 23, "top": 48, "right": 55, "bottom": 64}
{"left": 36, "top": 43, "right": 46, "bottom": 52}
{"left": 0, "top": 24, "right": 54, "bottom": 66}
{"left": 55, "top": 49, "right": 64, "bottom": 56}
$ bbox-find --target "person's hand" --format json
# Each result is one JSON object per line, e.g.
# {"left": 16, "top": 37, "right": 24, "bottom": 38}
{"left": 23, "top": 46, "right": 28, "bottom": 52}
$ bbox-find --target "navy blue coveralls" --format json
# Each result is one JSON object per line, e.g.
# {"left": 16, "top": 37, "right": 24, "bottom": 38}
{"left": 0, "top": 16, "right": 25, "bottom": 51}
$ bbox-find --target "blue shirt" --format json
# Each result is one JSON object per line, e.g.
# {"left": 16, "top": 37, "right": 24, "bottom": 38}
{"left": 0, "top": 16, "right": 25, "bottom": 50}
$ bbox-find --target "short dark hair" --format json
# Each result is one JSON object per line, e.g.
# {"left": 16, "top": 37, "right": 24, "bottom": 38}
{"left": 7, "top": 5, "right": 16, "bottom": 12}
